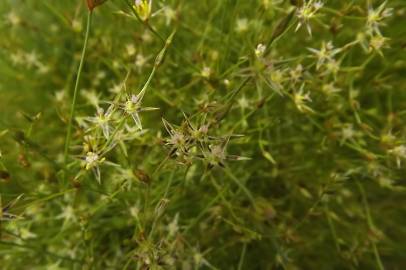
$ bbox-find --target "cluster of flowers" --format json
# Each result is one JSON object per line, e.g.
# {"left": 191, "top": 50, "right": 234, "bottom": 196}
{"left": 162, "top": 114, "right": 249, "bottom": 169}
{"left": 249, "top": 1, "right": 405, "bottom": 173}
{"left": 77, "top": 82, "right": 157, "bottom": 183}
{"left": 362, "top": 1, "right": 393, "bottom": 55}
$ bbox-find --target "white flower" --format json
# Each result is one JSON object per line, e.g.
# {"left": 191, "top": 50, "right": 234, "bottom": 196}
{"left": 54, "top": 90, "right": 65, "bottom": 103}
{"left": 135, "top": 54, "right": 147, "bottom": 69}
{"left": 129, "top": 206, "right": 140, "bottom": 218}
{"left": 93, "top": 71, "right": 106, "bottom": 86}
{"left": 289, "top": 64, "right": 303, "bottom": 83}
{"left": 81, "top": 90, "right": 101, "bottom": 108}
{"left": 10, "top": 51, "right": 24, "bottom": 66}
{"left": 340, "top": 124, "right": 355, "bottom": 144}
{"left": 121, "top": 91, "right": 158, "bottom": 130}
{"left": 126, "top": 43, "right": 136, "bottom": 56}
{"left": 37, "top": 63, "right": 51, "bottom": 74}
{"left": 85, "top": 105, "right": 114, "bottom": 139}
{"left": 324, "top": 59, "right": 340, "bottom": 76}
{"left": 238, "top": 96, "right": 250, "bottom": 109}
{"left": 85, "top": 152, "right": 101, "bottom": 169}
{"left": 389, "top": 145, "right": 406, "bottom": 168}
{"left": 201, "top": 66, "right": 211, "bottom": 78}
{"left": 25, "top": 51, "right": 40, "bottom": 68}
{"left": 295, "top": 0, "right": 324, "bottom": 36}
{"left": 109, "top": 83, "right": 124, "bottom": 94}
{"left": 367, "top": 1, "right": 393, "bottom": 34}
{"left": 369, "top": 34, "right": 389, "bottom": 56}
{"left": 84, "top": 151, "right": 105, "bottom": 184}
{"left": 194, "top": 252, "right": 204, "bottom": 267}
{"left": 5, "top": 11, "right": 21, "bottom": 26}
{"left": 71, "top": 18, "right": 82, "bottom": 32}
{"left": 308, "top": 41, "right": 341, "bottom": 70}
{"left": 167, "top": 213, "right": 179, "bottom": 237}
{"left": 162, "top": 118, "right": 189, "bottom": 155}
{"left": 163, "top": 6, "right": 176, "bottom": 25}
{"left": 141, "top": 31, "right": 153, "bottom": 43}
{"left": 20, "top": 228, "right": 37, "bottom": 239}
{"left": 255, "top": 43, "right": 266, "bottom": 58}
{"left": 235, "top": 18, "right": 249, "bottom": 33}
{"left": 293, "top": 84, "right": 313, "bottom": 113}
{"left": 57, "top": 205, "right": 76, "bottom": 222}
{"left": 322, "top": 83, "right": 341, "bottom": 96}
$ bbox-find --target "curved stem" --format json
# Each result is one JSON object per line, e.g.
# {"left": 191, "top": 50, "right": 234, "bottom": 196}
{"left": 63, "top": 11, "right": 93, "bottom": 180}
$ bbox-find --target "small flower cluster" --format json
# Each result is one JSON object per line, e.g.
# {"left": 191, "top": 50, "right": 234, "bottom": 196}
{"left": 162, "top": 114, "right": 249, "bottom": 168}
{"left": 73, "top": 31, "right": 174, "bottom": 184}
{"left": 9, "top": 50, "right": 50, "bottom": 74}
{"left": 295, "top": 0, "right": 324, "bottom": 36}
{"left": 292, "top": 83, "right": 313, "bottom": 113}
{"left": 1, "top": 0, "right": 405, "bottom": 269}
{"left": 78, "top": 84, "right": 157, "bottom": 183}
{"left": 308, "top": 41, "right": 341, "bottom": 71}
{"left": 361, "top": 1, "right": 393, "bottom": 56}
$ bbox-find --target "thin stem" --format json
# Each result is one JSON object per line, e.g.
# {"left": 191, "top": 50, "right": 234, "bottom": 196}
{"left": 324, "top": 204, "right": 341, "bottom": 253}
{"left": 63, "top": 11, "right": 93, "bottom": 179}
{"left": 214, "top": 77, "right": 252, "bottom": 123}
{"left": 13, "top": 188, "right": 76, "bottom": 211}
{"left": 237, "top": 243, "right": 247, "bottom": 270}
{"left": 0, "top": 240, "right": 83, "bottom": 263}
{"left": 356, "top": 181, "right": 385, "bottom": 270}
{"left": 148, "top": 171, "right": 176, "bottom": 239}
{"left": 224, "top": 166, "right": 255, "bottom": 206}
{"left": 100, "top": 116, "right": 127, "bottom": 155}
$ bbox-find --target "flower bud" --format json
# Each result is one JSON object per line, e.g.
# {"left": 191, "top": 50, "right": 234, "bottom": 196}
{"left": 133, "top": 0, "right": 152, "bottom": 21}
{"left": 86, "top": 0, "right": 107, "bottom": 11}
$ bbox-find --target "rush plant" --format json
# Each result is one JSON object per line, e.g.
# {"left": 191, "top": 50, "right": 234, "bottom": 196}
{"left": 0, "top": 0, "right": 405, "bottom": 269}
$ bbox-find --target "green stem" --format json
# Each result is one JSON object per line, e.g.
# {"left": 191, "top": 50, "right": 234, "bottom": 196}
{"left": 64, "top": 11, "right": 93, "bottom": 179}
{"left": 0, "top": 240, "right": 83, "bottom": 263}
{"left": 14, "top": 189, "right": 76, "bottom": 211}
{"left": 324, "top": 204, "right": 341, "bottom": 253}
{"left": 224, "top": 166, "right": 255, "bottom": 206}
{"left": 237, "top": 243, "right": 247, "bottom": 270}
{"left": 357, "top": 181, "right": 385, "bottom": 270}
{"left": 100, "top": 116, "right": 127, "bottom": 155}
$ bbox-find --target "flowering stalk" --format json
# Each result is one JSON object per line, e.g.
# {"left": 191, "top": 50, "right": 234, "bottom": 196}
{"left": 64, "top": 11, "right": 93, "bottom": 181}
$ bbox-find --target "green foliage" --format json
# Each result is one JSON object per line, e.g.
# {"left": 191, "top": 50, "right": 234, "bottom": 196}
{"left": 0, "top": 0, "right": 406, "bottom": 269}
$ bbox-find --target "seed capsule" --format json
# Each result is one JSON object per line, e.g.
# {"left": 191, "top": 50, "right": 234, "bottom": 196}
{"left": 86, "top": 0, "right": 107, "bottom": 11}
